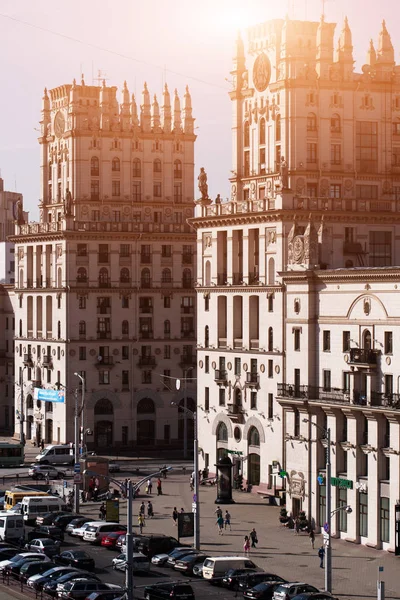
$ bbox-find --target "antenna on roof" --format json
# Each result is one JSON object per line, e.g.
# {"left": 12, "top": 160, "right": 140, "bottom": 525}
{"left": 94, "top": 69, "right": 109, "bottom": 86}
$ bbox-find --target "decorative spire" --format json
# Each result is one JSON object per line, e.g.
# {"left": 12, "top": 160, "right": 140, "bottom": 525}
{"left": 122, "top": 80, "right": 130, "bottom": 106}
{"left": 81, "top": 73, "right": 85, "bottom": 86}
{"left": 151, "top": 94, "right": 161, "bottom": 131}
{"left": 231, "top": 31, "right": 246, "bottom": 88}
{"left": 161, "top": 83, "right": 172, "bottom": 133}
{"left": 141, "top": 82, "right": 151, "bottom": 132}
{"left": 173, "top": 89, "right": 181, "bottom": 132}
{"left": 367, "top": 39, "right": 377, "bottom": 66}
{"left": 183, "top": 85, "right": 194, "bottom": 134}
{"left": 377, "top": 19, "right": 394, "bottom": 64}
{"left": 42, "top": 87, "right": 50, "bottom": 113}
{"left": 337, "top": 16, "right": 353, "bottom": 59}
{"left": 130, "top": 93, "right": 139, "bottom": 127}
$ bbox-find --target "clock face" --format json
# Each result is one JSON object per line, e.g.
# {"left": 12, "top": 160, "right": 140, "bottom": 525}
{"left": 54, "top": 111, "right": 65, "bottom": 137}
{"left": 253, "top": 52, "right": 271, "bottom": 92}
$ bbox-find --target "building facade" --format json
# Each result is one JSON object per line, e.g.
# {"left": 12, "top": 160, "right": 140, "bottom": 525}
{"left": 12, "top": 78, "right": 197, "bottom": 448}
{"left": 194, "top": 16, "right": 400, "bottom": 550}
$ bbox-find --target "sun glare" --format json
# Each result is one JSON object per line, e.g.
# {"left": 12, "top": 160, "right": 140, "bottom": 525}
{"left": 210, "top": 2, "right": 256, "bottom": 34}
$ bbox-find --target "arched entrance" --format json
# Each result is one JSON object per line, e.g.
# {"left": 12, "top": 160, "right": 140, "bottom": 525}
{"left": 137, "top": 398, "right": 155, "bottom": 445}
{"left": 247, "top": 426, "right": 261, "bottom": 485}
{"left": 45, "top": 419, "right": 53, "bottom": 443}
{"left": 26, "top": 415, "right": 33, "bottom": 440}
{"left": 94, "top": 398, "right": 113, "bottom": 447}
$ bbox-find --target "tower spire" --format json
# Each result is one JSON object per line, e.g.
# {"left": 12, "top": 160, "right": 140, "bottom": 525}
{"left": 151, "top": 94, "right": 161, "bottom": 131}
{"left": 377, "top": 19, "right": 394, "bottom": 64}
{"left": 161, "top": 83, "right": 172, "bottom": 133}
{"left": 367, "top": 39, "right": 377, "bottom": 67}
{"left": 182, "top": 85, "right": 194, "bottom": 134}
{"left": 141, "top": 82, "right": 151, "bottom": 132}
{"left": 173, "top": 89, "right": 182, "bottom": 132}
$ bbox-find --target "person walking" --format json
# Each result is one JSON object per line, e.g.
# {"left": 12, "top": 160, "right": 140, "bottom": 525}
{"left": 249, "top": 528, "right": 258, "bottom": 548}
{"left": 138, "top": 513, "right": 145, "bottom": 534}
{"left": 172, "top": 507, "right": 178, "bottom": 526}
{"left": 40, "top": 439, "right": 45, "bottom": 451}
{"left": 147, "top": 501, "right": 154, "bottom": 519}
{"left": 318, "top": 545, "right": 325, "bottom": 568}
{"left": 224, "top": 510, "right": 231, "bottom": 531}
{"left": 147, "top": 479, "right": 152, "bottom": 495}
{"left": 216, "top": 514, "right": 224, "bottom": 535}
{"left": 243, "top": 535, "right": 250, "bottom": 555}
{"left": 294, "top": 517, "right": 300, "bottom": 535}
{"left": 139, "top": 501, "right": 146, "bottom": 519}
{"left": 99, "top": 502, "right": 106, "bottom": 520}
{"left": 214, "top": 505, "right": 223, "bottom": 519}
{"left": 157, "top": 478, "right": 162, "bottom": 496}
{"left": 309, "top": 529, "right": 315, "bottom": 549}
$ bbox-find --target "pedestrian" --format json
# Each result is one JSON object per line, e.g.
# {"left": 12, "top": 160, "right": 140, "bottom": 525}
{"left": 18, "top": 534, "right": 25, "bottom": 549}
{"left": 180, "top": 507, "right": 184, "bottom": 513}
{"left": 189, "top": 475, "right": 194, "bottom": 491}
{"left": 249, "top": 528, "right": 258, "bottom": 548}
{"left": 318, "top": 545, "right": 325, "bottom": 568}
{"left": 224, "top": 510, "right": 231, "bottom": 531}
{"left": 138, "top": 513, "right": 145, "bottom": 534}
{"left": 99, "top": 502, "right": 106, "bottom": 520}
{"left": 139, "top": 501, "right": 145, "bottom": 518}
{"left": 294, "top": 517, "right": 300, "bottom": 535}
{"left": 147, "top": 501, "right": 153, "bottom": 519}
{"left": 172, "top": 507, "right": 178, "bottom": 525}
{"left": 147, "top": 479, "right": 152, "bottom": 495}
{"left": 309, "top": 529, "right": 315, "bottom": 549}
{"left": 216, "top": 514, "right": 224, "bottom": 535}
{"left": 157, "top": 478, "right": 162, "bottom": 496}
{"left": 40, "top": 439, "right": 45, "bottom": 451}
{"left": 214, "top": 505, "right": 223, "bottom": 519}
{"left": 93, "top": 486, "right": 99, "bottom": 501}
{"left": 243, "top": 535, "right": 250, "bottom": 555}
{"left": 162, "top": 465, "right": 167, "bottom": 479}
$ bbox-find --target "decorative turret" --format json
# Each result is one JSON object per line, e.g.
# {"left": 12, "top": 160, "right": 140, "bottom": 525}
{"left": 316, "top": 15, "right": 335, "bottom": 79}
{"left": 99, "top": 80, "right": 110, "bottom": 131}
{"left": 141, "top": 82, "right": 151, "bottom": 132}
{"left": 121, "top": 81, "right": 130, "bottom": 111}
{"left": 161, "top": 84, "right": 172, "bottom": 133}
{"left": 367, "top": 39, "right": 377, "bottom": 67}
{"left": 231, "top": 31, "right": 246, "bottom": 92}
{"left": 130, "top": 93, "right": 139, "bottom": 127}
{"left": 151, "top": 94, "right": 161, "bottom": 132}
{"left": 182, "top": 86, "right": 194, "bottom": 134}
{"left": 42, "top": 87, "right": 50, "bottom": 113}
{"left": 377, "top": 20, "right": 394, "bottom": 65}
{"left": 336, "top": 17, "right": 353, "bottom": 63}
{"left": 99, "top": 79, "right": 109, "bottom": 106}
{"left": 173, "top": 89, "right": 182, "bottom": 132}
{"left": 69, "top": 78, "right": 79, "bottom": 106}
{"left": 41, "top": 88, "right": 51, "bottom": 136}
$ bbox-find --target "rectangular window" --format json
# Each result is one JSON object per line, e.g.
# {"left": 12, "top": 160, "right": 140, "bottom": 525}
{"left": 99, "top": 244, "right": 109, "bottom": 263}
{"left": 250, "top": 392, "right": 257, "bottom": 410}
{"left": 164, "top": 296, "right": 171, "bottom": 308}
{"left": 330, "top": 184, "right": 341, "bottom": 198}
{"left": 342, "top": 331, "right": 350, "bottom": 352}
{"left": 244, "top": 151, "right": 250, "bottom": 177}
{"left": 79, "top": 347, "right": 86, "bottom": 360}
{"left": 323, "top": 330, "right": 331, "bottom": 352}
{"left": 122, "top": 371, "right": 129, "bottom": 387}
{"left": 99, "top": 370, "right": 110, "bottom": 385}
{"left": 359, "top": 492, "right": 368, "bottom": 537}
{"left": 323, "top": 370, "right": 331, "bottom": 391}
{"left": 338, "top": 488, "right": 348, "bottom": 532}
{"left": 142, "top": 370, "right": 152, "bottom": 384}
{"left": 369, "top": 231, "right": 392, "bottom": 266}
{"left": 164, "top": 345, "right": 170, "bottom": 359}
{"left": 331, "top": 144, "right": 341, "bottom": 165}
{"left": 307, "top": 183, "right": 318, "bottom": 197}
{"left": 307, "top": 143, "right": 317, "bottom": 163}
{"left": 91, "top": 180, "right": 99, "bottom": 201}
{"left": 162, "top": 245, "right": 172, "bottom": 257}
{"left": 385, "top": 374, "right": 393, "bottom": 397}
{"left": 234, "top": 358, "right": 241, "bottom": 377}
{"left": 78, "top": 296, "right": 86, "bottom": 309}
{"left": 154, "top": 182, "right": 162, "bottom": 197}
{"left": 120, "top": 244, "right": 130, "bottom": 258}
{"left": 268, "top": 295, "right": 274, "bottom": 312}
{"left": 122, "top": 346, "right": 129, "bottom": 360}
{"left": 268, "top": 393, "right": 273, "bottom": 419}
{"left": 205, "top": 387, "right": 209, "bottom": 411}
{"left": 294, "top": 329, "right": 300, "bottom": 351}
{"left": 268, "top": 359, "right": 273, "bottom": 378}
{"left": 77, "top": 244, "right": 88, "bottom": 257}
{"left": 356, "top": 121, "right": 378, "bottom": 173}
{"left": 132, "top": 182, "right": 141, "bottom": 202}
{"left": 219, "top": 388, "right": 226, "bottom": 406}
{"left": 205, "top": 356, "right": 209, "bottom": 374}
{"left": 174, "top": 182, "right": 182, "bottom": 203}
{"left": 343, "top": 372, "right": 350, "bottom": 393}
{"left": 356, "top": 185, "right": 378, "bottom": 199}
{"left": 384, "top": 331, "right": 393, "bottom": 354}
{"left": 122, "top": 296, "right": 129, "bottom": 309}
{"left": 380, "top": 497, "right": 390, "bottom": 543}
{"left": 163, "top": 370, "right": 170, "bottom": 390}
{"left": 92, "top": 210, "right": 100, "bottom": 221}
{"left": 259, "top": 148, "right": 266, "bottom": 174}
{"left": 112, "top": 181, "right": 120, "bottom": 197}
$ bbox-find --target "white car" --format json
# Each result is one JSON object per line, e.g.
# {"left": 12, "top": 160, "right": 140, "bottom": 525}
{"left": 0, "top": 552, "right": 50, "bottom": 573}
{"left": 28, "top": 464, "right": 65, "bottom": 479}
{"left": 70, "top": 522, "right": 93, "bottom": 538}
{"left": 151, "top": 548, "right": 193, "bottom": 566}
{"left": 112, "top": 552, "right": 150, "bottom": 573}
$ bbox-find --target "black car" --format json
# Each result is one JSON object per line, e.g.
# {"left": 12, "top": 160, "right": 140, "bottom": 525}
{"left": 43, "top": 570, "right": 100, "bottom": 597}
{"left": 244, "top": 582, "right": 283, "bottom": 600}
{"left": 0, "top": 548, "right": 19, "bottom": 561}
{"left": 27, "top": 525, "right": 64, "bottom": 542}
{"left": 20, "top": 560, "right": 56, "bottom": 582}
{"left": 27, "top": 566, "right": 81, "bottom": 591}
{"left": 238, "top": 573, "right": 287, "bottom": 593}
{"left": 136, "top": 535, "right": 187, "bottom": 558}
{"left": 144, "top": 583, "right": 195, "bottom": 600}
{"left": 53, "top": 514, "right": 81, "bottom": 530}
{"left": 86, "top": 592, "right": 127, "bottom": 600}
{"left": 291, "top": 594, "right": 338, "bottom": 600}
{"left": 166, "top": 549, "right": 199, "bottom": 568}
{"left": 222, "top": 568, "right": 260, "bottom": 589}
{"left": 36, "top": 511, "right": 71, "bottom": 526}
{"left": 5, "top": 555, "right": 48, "bottom": 578}
{"left": 174, "top": 554, "right": 208, "bottom": 575}
{"left": 56, "top": 550, "right": 95, "bottom": 570}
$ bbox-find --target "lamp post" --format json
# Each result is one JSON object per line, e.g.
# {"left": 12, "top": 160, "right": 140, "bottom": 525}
{"left": 84, "top": 466, "right": 171, "bottom": 600}
{"left": 73, "top": 372, "right": 85, "bottom": 514}
{"left": 172, "top": 400, "right": 200, "bottom": 550}
{"left": 19, "top": 367, "right": 27, "bottom": 446}
{"left": 303, "top": 418, "right": 332, "bottom": 593}
{"left": 183, "top": 367, "right": 194, "bottom": 459}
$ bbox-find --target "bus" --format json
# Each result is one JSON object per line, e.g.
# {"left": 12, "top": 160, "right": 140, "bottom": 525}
{"left": 4, "top": 490, "right": 49, "bottom": 511}
{"left": 0, "top": 442, "right": 24, "bottom": 468}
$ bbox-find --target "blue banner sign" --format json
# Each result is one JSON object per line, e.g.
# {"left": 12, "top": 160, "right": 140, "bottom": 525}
{"left": 34, "top": 388, "right": 65, "bottom": 403}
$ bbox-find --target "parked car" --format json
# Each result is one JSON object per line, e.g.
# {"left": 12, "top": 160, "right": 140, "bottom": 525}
{"left": 152, "top": 547, "right": 197, "bottom": 567}
{"left": 27, "top": 525, "right": 64, "bottom": 543}
{"left": 57, "top": 578, "right": 123, "bottom": 599}
{"left": 70, "top": 522, "right": 94, "bottom": 538}
{"left": 43, "top": 570, "right": 100, "bottom": 597}
{"left": 134, "top": 534, "right": 185, "bottom": 558}
{"left": 56, "top": 550, "right": 95, "bottom": 570}
{"left": 174, "top": 554, "right": 208, "bottom": 575}
{"left": 19, "top": 559, "right": 57, "bottom": 582}
{"left": 0, "top": 552, "right": 50, "bottom": 573}
{"left": 115, "top": 533, "right": 125, "bottom": 550}
{"left": 66, "top": 518, "right": 93, "bottom": 536}
{"left": 112, "top": 552, "right": 150, "bottom": 573}
{"left": 28, "top": 464, "right": 65, "bottom": 479}
{"left": 244, "top": 582, "right": 283, "bottom": 600}
{"left": 238, "top": 573, "right": 287, "bottom": 593}
{"left": 86, "top": 592, "right": 126, "bottom": 600}
{"left": 144, "top": 582, "right": 195, "bottom": 600}
{"left": 166, "top": 549, "right": 199, "bottom": 568}
{"left": 0, "top": 548, "right": 20, "bottom": 562}
{"left": 53, "top": 514, "right": 82, "bottom": 530}
{"left": 5, "top": 555, "right": 51, "bottom": 578}
{"left": 24, "top": 538, "right": 61, "bottom": 558}
{"left": 27, "top": 566, "right": 81, "bottom": 590}
{"left": 192, "top": 562, "right": 204, "bottom": 577}
{"left": 83, "top": 522, "right": 127, "bottom": 544}
{"left": 36, "top": 512, "right": 71, "bottom": 526}
{"left": 273, "top": 583, "right": 320, "bottom": 600}
{"left": 222, "top": 568, "right": 261, "bottom": 589}
{"left": 291, "top": 594, "right": 338, "bottom": 600}
{"left": 108, "top": 462, "right": 120, "bottom": 473}
{"left": 101, "top": 531, "right": 127, "bottom": 549}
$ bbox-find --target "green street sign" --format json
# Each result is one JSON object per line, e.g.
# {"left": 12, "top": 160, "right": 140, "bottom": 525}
{"left": 331, "top": 477, "right": 353, "bottom": 489}
{"left": 227, "top": 450, "right": 243, "bottom": 456}
{"left": 278, "top": 470, "right": 287, "bottom": 478}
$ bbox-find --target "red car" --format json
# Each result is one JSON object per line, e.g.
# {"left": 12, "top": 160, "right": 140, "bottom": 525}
{"left": 101, "top": 532, "right": 127, "bottom": 549}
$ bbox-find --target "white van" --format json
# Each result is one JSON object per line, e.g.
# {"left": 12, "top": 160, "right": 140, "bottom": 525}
{"left": 35, "top": 444, "right": 74, "bottom": 465}
{"left": 0, "top": 513, "right": 25, "bottom": 542}
{"left": 21, "top": 496, "right": 67, "bottom": 524}
{"left": 83, "top": 521, "right": 126, "bottom": 544}
{"left": 202, "top": 556, "right": 259, "bottom": 581}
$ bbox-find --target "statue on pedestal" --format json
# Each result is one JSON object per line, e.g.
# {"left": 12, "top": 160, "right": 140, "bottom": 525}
{"left": 280, "top": 156, "right": 289, "bottom": 189}
{"left": 198, "top": 167, "right": 209, "bottom": 200}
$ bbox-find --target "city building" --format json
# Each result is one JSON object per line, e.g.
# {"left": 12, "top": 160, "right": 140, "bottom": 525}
{"left": 12, "top": 78, "right": 197, "bottom": 449}
{"left": 0, "top": 177, "right": 26, "bottom": 285}
{"left": 193, "top": 16, "right": 400, "bottom": 550}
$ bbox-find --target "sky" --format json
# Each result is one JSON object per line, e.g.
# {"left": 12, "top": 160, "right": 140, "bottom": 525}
{"left": 0, "top": 0, "right": 399, "bottom": 219}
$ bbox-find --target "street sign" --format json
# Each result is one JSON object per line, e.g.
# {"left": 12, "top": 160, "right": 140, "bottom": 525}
{"left": 34, "top": 388, "right": 65, "bottom": 403}
{"left": 317, "top": 475, "right": 325, "bottom": 485}
{"left": 63, "top": 480, "right": 68, "bottom": 488}
{"left": 74, "top": 463, "right": 81, "bottom": 474}
{"left": 192, "top": 502, "right": 197, "bottom": 512}
{"left": 323, "top": 522, "right": 329, "bottom": 533}
{"left": 193, "top": 494, "right": 197, "bottom": 502}
{"left": 73, "top": 474, "right": 82, "bottom": 484}
{"left": 278, "top": 470, "right": 287, "bottom": 478}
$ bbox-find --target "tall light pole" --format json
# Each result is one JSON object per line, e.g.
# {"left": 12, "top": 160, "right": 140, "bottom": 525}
{"left": 303, "top": 418, "right": 332, "bottom": 593}
{"left": 84, "top": 466, "right": 171, "bottom": 600}
{"left": 73, "top": 372, "right": 85, "bottom": 514}
{"left": 19, "top": 367, "right": 26, "bottom": 445}
{"left": 172, "top": 400, "right": 200, "bottom": 549}
{"left": 182, "top": 367, "right": 194, "bottom": 459}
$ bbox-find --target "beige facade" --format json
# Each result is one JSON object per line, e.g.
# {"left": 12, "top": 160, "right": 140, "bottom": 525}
{"left": 12, "top": 78, "right": 196, "bottom": 448}
{"left": 193, "top": 17, "right": 400, "bottom": 550}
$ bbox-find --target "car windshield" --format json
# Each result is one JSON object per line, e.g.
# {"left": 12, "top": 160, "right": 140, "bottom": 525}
{"left": 41, "top": 540, "right": 55, "bottom": 546}
{"left": 70, "top": 551, "right": 90, "bottom": 558}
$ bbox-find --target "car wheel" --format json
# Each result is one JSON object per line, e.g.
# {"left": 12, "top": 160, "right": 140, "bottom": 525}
{"left": 112, "top": 564, "right": 116, "bottom": 570}
{"left": 37, "top": 473, "right": 45, "bottom": 480}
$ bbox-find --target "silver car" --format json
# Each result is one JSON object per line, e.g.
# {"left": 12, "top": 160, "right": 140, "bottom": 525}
{"left": 112, "top": 552, "right": 150, "bottom": 573}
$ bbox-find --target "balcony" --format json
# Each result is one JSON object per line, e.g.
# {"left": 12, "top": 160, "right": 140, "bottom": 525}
{"left": 97, "top": 306, "right": 111, "bottom": 314}
{"left": 141, "top": 254, "right": 152, "bottom": 264}
{"left": 371, "top": 392, "right": 400, "bottom": 409}
{"left": 23, "top": 354, "right": 33, "bottom": 366}
{"left": 227, "top": 403, "right": 245, "bottom": 422}
{"left": 140, "top": 280, "right": 152, "bottom": 289}
{"left": 179, "top": 355, "right": 197, "bottom": 369}
{"left": 98, "top": 281, "right": 111, "bottom": 289}
{"left": 42, "top": 355, "right": 52, "bottom": 367}
{"left": 138, "top": 356, "right": 156, "bottom": 368}
{"left": 214, "top": 369, "right": 228, "bottom": 384}
{"left": 181, "top": 306, "right": 194, "bottom": 314}
{"left": 31, "top": 380, "right": 41, "bottom": 388}
{"left": 95, "top": 356, "right": 114, "bottom": 368}
{"left": 97, "top": 331, "right": 111, "bottom": 340}
{"left": 232, "top": 272, "right": 243, "bottom": 285}
{"left": 139, "top": 330, "right": 153, "bottom": 340}
{"left": 139, "top": 306, "right": 153, "bottom": 314}
{"left": 119, "top": 279, "right": 131, "bottom": 287}
{"left": 349, "top": 348, "right": 379, "bottom": 366}
{"left": 246, "top": 373, "right": 260, "bottom": 388}
{"left": 181, "top": 330, "right": 195, "bottom": 339}
{"left": 217, "top": 273, "right": 227, "bottom": 286}
{"left": 76, "top": 277, "right": 88, "bottom": 286}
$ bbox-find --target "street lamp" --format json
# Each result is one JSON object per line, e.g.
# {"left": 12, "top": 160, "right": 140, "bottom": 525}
{"left": 181, "top": 367, "right": 194, "bottom": 459}
{"left": 171, "top": 400, "right": 200, "bottom": 550}
{"left": 73, "top": 372, "right": 85, "bottom": 514}
{"left": 84, "top": 466, "right": 171, "bottom": 600}
{"left": 303, "top": 418, "right": 332, "bottom": 593}
{"left": 17, "top": 366, "right": 28, "bottom": 445}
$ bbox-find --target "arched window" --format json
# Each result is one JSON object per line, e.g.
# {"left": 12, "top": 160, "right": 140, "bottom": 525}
{"left": 268, "top": 257, "right": 275, "bottom": 285}
{"left": 153, "top": 159, "right": 162, "bottom": 173}
{"left": 363, "top": 329, "right": 372, "bottom": 350}
{"left": 276, "top": 114, "right": 281, "bottom": 142}
{"left": 27, "top": 395, "right": 34, "bottom": 410}
{"left": 112, "top": 157, "right": 120, "bottom": 172}
{"left": 19, "top": 319, "right": 22, "bottom": 337}
{"left": 182, "top": 268, "right": 192, "bottom": 288}
{"left": 122, "top": 320, "right": 129, "bottom": 335}
{"left": 205, "top": 325, "right": 209, "bottom": 348}
{"left": 268, "top": 327, "right": 273, "bottom": 351}
{"left": 94, "top": 398, "right": 114, "bottom": 415}
{"left": 307, "top": 112, "right": 317, "bottom": 132}
{"left": 244, "top": 121, "right": 250, "bottom": 147}
{"left": 162, "top": 268, "right": 172, "bottom": 283}
{"left": 57, "top": 161, "right": 61, "bottom": 179}
{"left": 77, "top": 267, "right": 87, "bottom": 283}
{"left": 174, "top": 159, "right": 182, "bottom": 178}
{"left": 91, "top": 156, "right": 99, "bottom": 176}
{"left": 248, "top": 426, "right": 260, "bottom": 447}
{"left": 57, "top": 267, "right": 62, "bottom": 288}
{"left": 217, "top": 422, "right": 228, "bottom": 441}
{"left": 164, "top": 320, "right": 170, "bottom": 335}
{"left": 120, "top": 268, "right": 130, "bottom": 283}
{"left": 259, "top": 118, "right": 266, "bottom": 145}
{"left": 141, "top": 268, "right": 151, "bottom": 288}
{"left": 137, "top": 398, "right": 155, "bottom": 414}
{"left": 331, "top": 113, "right": 341, "bottom": 133}
{"left": 132, "top": 158, "right": 141, "bottom": 178}
{"left": 99, "top": 268, "right": 109, "bottom": 287}
{"left": 79, "top": 320, "right": 86, "bottom": 336}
